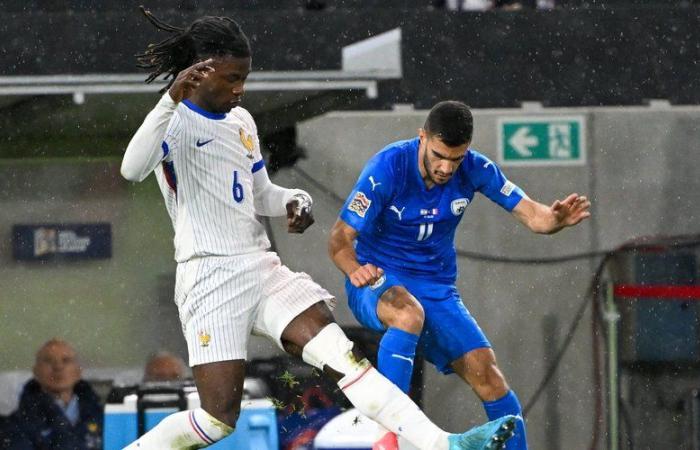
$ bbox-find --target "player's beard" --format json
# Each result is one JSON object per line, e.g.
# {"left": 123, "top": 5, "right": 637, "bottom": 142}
{"left": 423, "top": 152, "right": 449, "bottom": 185}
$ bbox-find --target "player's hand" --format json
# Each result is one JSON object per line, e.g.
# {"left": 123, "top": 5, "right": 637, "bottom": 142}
{"left": 286, "top": 193, "right": 314, "bottom": 233}
{"left": 348, "top": 264, "right": 384, "bottom": 288}
{"left": 551, "top": 193, "right": 591, "bottom": 228}
{"left": 168, "top": 59, "right": 215, "bottom": 103}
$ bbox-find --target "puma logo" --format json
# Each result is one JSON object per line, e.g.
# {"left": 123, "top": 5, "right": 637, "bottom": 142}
{"left": 389, "top": 205, "right": 405, "bottom": 221}
{"left": 483, "top": 161, "right": 493, "bottom": 169}
{"left": 391, "top": 354, "right": 414, "bottom": 364}
{"left": 369, "top": 176, "right": 382, "bottom": 191}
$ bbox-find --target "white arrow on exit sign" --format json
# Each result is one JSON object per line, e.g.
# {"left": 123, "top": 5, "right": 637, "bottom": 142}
{"left": 507, "top": 126, "right": 538, "bottom": 156}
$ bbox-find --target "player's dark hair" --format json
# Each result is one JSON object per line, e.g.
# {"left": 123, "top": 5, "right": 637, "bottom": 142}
{"left": 136, "top": 7, "right": 251, "bottom": 92}
{"left": 423, "top": 101, "right": 473, "bottom": 147}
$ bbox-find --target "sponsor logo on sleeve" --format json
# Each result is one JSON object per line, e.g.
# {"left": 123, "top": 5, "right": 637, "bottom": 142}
{"left": 348, "top": 191, "right": 372, "bottom": 218}
{"left": 450, "top": 198, "right": 470, "bottom": 215}
{"left": 500, "top": 180, "right": 516, "bottom": 196}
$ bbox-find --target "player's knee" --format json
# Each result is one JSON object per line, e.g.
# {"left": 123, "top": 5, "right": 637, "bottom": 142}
{"left": 380, "top": 289, "right": 424, "bottom": 333}
{"left": 302, "top": 323, "right": 370, "bottom": 380}
{"left": 393, "top": 303, "right": 424, "bottom": 333}
{"left": 471, "top": 362, "right": 509, "bottom": 400}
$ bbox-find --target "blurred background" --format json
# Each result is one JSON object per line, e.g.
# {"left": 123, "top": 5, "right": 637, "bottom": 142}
{"left": 1, "top": 1, "right": 699, "bottom": 449}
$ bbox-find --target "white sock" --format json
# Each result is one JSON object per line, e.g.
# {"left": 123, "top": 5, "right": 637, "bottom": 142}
{"left": 339, "top": 366, "right": 449, "bottom": 450}
{"left": 123, "top": 408, "right": 233, "bottom": 449}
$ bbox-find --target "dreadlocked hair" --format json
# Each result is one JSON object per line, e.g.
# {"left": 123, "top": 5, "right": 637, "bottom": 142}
{"left": 136, "top": 6, "right": 251, "bottom": 93}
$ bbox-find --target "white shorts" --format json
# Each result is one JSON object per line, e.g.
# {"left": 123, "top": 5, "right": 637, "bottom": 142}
{"left": 175, "top": 251, "right": 336, "bottom": 366}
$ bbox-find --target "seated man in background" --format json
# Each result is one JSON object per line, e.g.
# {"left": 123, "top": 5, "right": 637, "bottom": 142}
{"left": 5, "top": 338, "right": 103, "bottom": 449}
{"left": 143, "top": 351, "right": 188, "bottom": 382}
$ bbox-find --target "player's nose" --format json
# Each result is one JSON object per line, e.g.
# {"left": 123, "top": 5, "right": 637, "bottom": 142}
{"left": 232, "top": 84, "right": 245, "bottom": 96}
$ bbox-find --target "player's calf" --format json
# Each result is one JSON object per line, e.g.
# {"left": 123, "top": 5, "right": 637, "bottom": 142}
{"left": 302, "top": 323, "right": 450, "bottom": 449}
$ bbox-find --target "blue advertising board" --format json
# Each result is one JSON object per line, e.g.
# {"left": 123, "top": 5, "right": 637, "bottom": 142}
{"left": 12, "top": 223, "right": 112, "bottom": 261}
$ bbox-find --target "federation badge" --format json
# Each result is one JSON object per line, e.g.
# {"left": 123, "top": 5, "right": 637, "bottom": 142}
{"left": 451, "top": 198, "right": 470, "bottom": 216}
{"left": 348, "top": 191, "right": 371, "bottom": 218}
{"left": 239, "top": 128, "right": 255, "bottom": 159}
{"left": 198, "top": 331, "right": 211, "bottom": 347}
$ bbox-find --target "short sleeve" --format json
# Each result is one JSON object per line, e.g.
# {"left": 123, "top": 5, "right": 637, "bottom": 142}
{"left": 237, "top": 108, "right": 265, "bottom": 172}
{"left": 469, "top": 151, "right": 525, "bottom": 212}
{"left": 339, "top": 156, "right": 393, "bottom": 233}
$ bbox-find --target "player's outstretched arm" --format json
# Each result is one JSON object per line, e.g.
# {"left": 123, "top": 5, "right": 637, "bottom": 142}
{"left": 512, "top": 194, "right": 591, "bottom": 234}
{"left": 121, "top": 59, "right": 214, "bottom": 182}
{"left": 328, "top": 219, "right": 383, "bottom": 287}
{"left": 252, "top": 166, "right": 313, "bottom": 234}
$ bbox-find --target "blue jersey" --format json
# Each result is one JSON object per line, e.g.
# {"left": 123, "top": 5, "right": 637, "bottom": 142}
{"left": 339, "top": 137, "right": 525, "bottom": 283}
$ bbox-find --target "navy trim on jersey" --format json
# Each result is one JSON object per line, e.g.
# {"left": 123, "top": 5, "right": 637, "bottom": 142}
{"left": 252, "top": 159, "right": 265, "bottom": 173}
{"left": 162, "top": 161, "right": 177, "bottom": 193}
{"left": 161, "top": 140, "right": 170, "bottom": 157}
{"left": 182, "top": 99, "right": 226, "bottom": 120}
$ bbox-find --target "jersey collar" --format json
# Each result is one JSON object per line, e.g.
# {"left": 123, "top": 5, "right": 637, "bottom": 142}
{"left": 182, "top": 99, "right": 227, "bottom": 120}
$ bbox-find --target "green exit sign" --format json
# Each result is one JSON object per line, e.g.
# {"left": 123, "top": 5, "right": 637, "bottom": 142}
{"left": 497, "top": 116, "right": 586, "bottom": 166}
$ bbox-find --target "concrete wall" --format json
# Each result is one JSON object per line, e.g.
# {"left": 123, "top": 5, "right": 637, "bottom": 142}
{"left": 0, "top": 161, "right": 186, "bottom": 370}
{"left": 272, "top": 104, "right": 700, "bottom": 449}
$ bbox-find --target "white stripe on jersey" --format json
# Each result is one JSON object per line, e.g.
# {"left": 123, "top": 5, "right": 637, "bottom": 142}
{"left": 154, "top": 102, "right": 270, "bottom": 262}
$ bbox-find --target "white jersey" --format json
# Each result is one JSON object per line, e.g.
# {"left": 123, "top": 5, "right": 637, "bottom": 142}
{"left": 158, "top": 100, "right": 269, "bottom": 261}
{"left": 122, "top": 93, "right": 305, "bottom": 263}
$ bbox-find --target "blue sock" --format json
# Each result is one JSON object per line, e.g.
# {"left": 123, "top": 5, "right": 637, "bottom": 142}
{"left": 377, "top": 327, "right": 419, "bottom": 393}
{"left": 483, "top": 390, "right": 528, "bottom": 450}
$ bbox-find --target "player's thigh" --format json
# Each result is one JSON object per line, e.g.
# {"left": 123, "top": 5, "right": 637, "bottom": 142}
{"left": 419, "top": 290, "right": 492, "bottom": 374}
{"left": 176, "top": 256, "right": 262, "bottom": 367}
{"left": 252, "top": 253, "right": 336, "bottom": 351}
{"left": 192, "top": 359, "right": 246, "bottom": 424}
{"left": 344, "top": 272, "right": 407, "bottom": 332}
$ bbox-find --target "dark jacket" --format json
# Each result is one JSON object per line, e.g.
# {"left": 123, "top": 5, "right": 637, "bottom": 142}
{"left": 2, "top": 379, "right": 103, "bottom": 450}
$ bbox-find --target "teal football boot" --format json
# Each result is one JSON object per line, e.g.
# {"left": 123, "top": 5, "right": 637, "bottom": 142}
{"left": 447, "top": 415, "right": 517, "bottom": 450}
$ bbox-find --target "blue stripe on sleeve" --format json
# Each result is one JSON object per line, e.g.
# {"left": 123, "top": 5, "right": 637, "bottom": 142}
{"left": 252, "top": 159, "right": 265, "bottom": 173}
{"left": 161, "top": 141, "right": 170, "bottom": 157}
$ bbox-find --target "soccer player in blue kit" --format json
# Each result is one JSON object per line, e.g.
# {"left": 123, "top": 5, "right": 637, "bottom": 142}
{"left": 329, "top": 101, "right": 591, "bottom": 450}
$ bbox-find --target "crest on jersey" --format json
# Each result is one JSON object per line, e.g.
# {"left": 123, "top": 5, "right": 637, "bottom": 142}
{"left": 198, "top": 331, "right": 211, "bottom": 347}
{"left": 451, "top": 198, "right": 470, "bottom": 215}
{"left": 239, "top": 128, "right": 255, "bottom": 159}
{"left": 348, "top": 191, "right": 371, "bottom": 218}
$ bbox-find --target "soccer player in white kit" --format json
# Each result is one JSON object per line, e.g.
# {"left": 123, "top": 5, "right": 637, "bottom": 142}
{"left": 120, "top": 9, "right": 516, "bottom": 450}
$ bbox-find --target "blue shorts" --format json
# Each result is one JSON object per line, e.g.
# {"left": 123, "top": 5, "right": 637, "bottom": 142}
{"left": 345, "top": 271, "right": 491, "bottom": 374}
